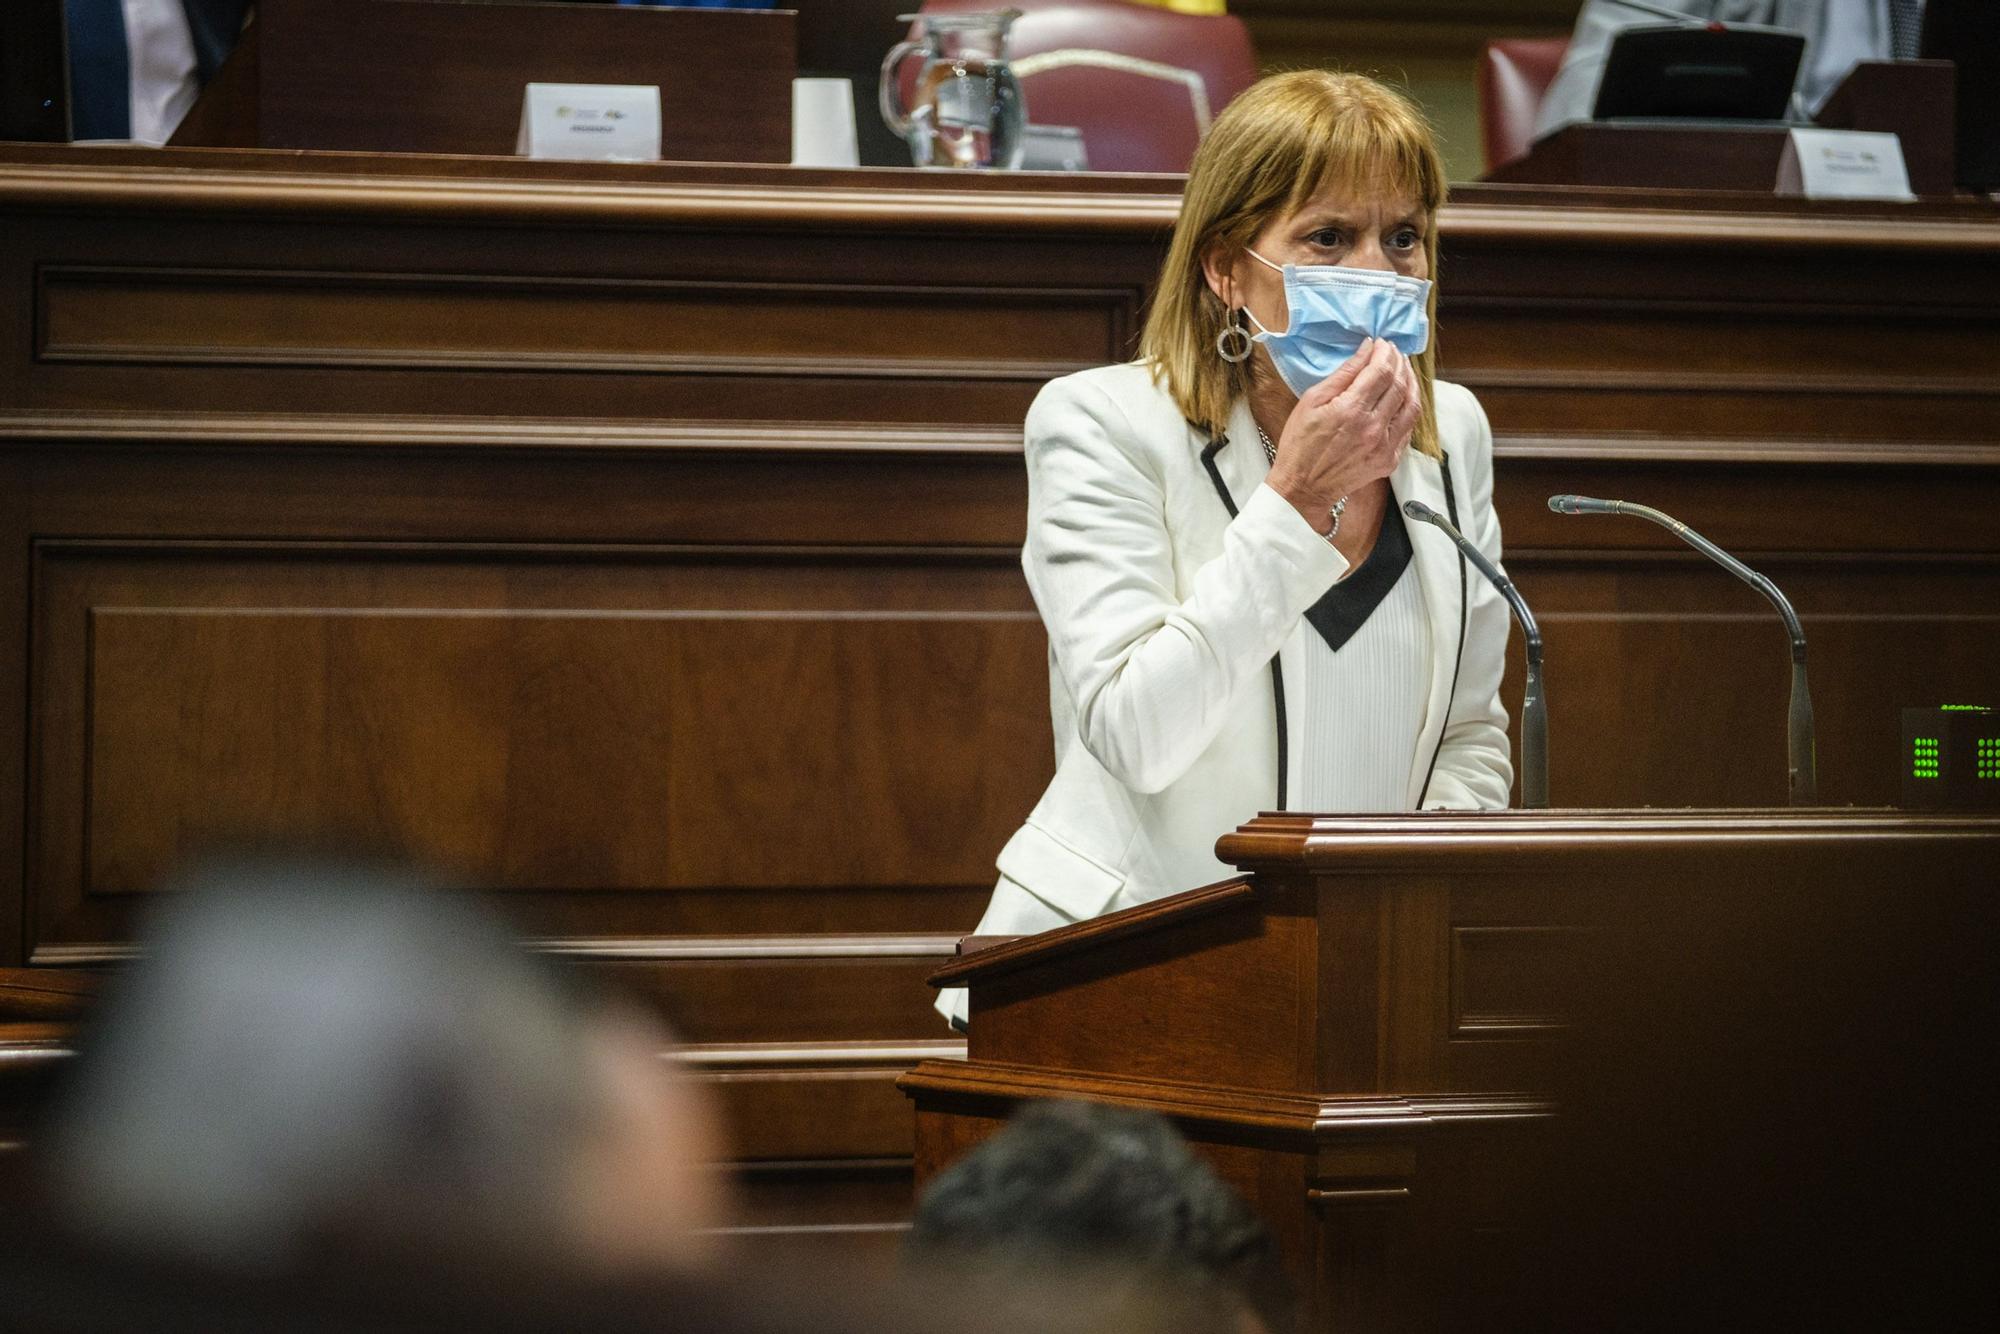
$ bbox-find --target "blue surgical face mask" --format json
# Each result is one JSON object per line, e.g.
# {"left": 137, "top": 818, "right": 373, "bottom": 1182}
{"left": 1242, "top": 250, "right": 1432, "bottom": 397}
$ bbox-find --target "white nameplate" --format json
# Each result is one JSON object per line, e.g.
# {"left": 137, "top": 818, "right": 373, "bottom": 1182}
{"left": 1776, "top": 128, "right": 1915, "bottom": 201}
{"left": 515, "top": 83, "right": 661, "bottom": 163}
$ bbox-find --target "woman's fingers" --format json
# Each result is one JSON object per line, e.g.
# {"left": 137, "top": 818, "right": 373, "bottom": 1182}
{"left": 1288, "top": 345, "right": 1424, "bottom": 492}
{"left": 1304, "top": 337, "right": 1379, "bottom": 405}
{"left": 1390, "top": 353, "right": 1419, "bottom": 429}
{"left": 1388, "top": 382, "right": 1422, "bottom": 451}
{"left": 1339, "top": 340, "right": 1401, "bottom": 415}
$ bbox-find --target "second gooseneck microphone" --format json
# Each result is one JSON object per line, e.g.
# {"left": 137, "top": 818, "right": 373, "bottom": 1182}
{"left": 1548, "top": 495, "right": 1817, "bottom": 806}
{"left": 1402, "top": 499, "right": 1548, "bottom": 808}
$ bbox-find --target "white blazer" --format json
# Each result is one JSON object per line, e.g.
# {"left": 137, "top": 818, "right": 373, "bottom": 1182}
{"left": 945, "top": 363, "right": 1513, "bottom": 1017}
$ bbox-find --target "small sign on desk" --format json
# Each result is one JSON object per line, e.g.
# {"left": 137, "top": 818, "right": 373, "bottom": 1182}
{"left": 516, "top": 83, "right": 661, "bottom": 163}
{"left": 1776, "top": 127, "right": 1915, "bottom": 201}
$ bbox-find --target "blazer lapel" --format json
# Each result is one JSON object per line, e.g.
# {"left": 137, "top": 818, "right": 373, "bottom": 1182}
{"left": 1391, "top": 450, "right": 1465, "bottom": 808}
{"left": 1200, "top": 401, "right": 1304, "bottom": 808}
{"left": 1197, "top": 407, "right": 1465, "bottom": 811}
{"left": 1202, "top": 398, "right": 1268, "bottom": 516}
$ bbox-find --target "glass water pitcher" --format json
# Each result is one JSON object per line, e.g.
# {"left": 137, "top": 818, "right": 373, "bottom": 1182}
{"left": 879, "top": 9, "right": 1027, "bottom": 170}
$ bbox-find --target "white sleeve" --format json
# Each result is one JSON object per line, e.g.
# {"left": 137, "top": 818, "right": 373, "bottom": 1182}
{"left": 1022, "top": 376, "right": 1347, "bottom": 795}
{"left": 1422, "top": 389, "right": 1515, "bottom": 811}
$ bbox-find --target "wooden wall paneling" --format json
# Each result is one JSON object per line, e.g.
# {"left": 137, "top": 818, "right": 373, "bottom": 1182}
{"left": 1487, "top": 458, "right": 2000, "bottom": 808}
{"left": 255, "top": 1, "right": 797, "bottom": 162}
{"left": 729, "top": 1155, "right": 917, "bottom": 1238}
{"left": 3, "top": 195, "right": 1160, "bottom": 430}
{"left": 8, "top": 447, "right": 1033, "bottom": 551}
{"left": 34, "top": 265, "right": 1127, "bottom": 387}
{"left": 28, "top": 540, "right": 1050, "bottom": 948}
{"left": 1440, "top": 235, "right": 2000, "bottom": 448}
{"left": 0, "top": 456, "right": 25, "bottom": 968}
{"left": 576, "top": 952, "right": 958, "bottom": 1047}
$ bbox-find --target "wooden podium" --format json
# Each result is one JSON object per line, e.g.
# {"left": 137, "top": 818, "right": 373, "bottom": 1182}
{"left": 1488, "top": 61, "right": 1959, "bottom": 196}
{"left": 902, "top": 811, "right": 2000, "bottom": 1328}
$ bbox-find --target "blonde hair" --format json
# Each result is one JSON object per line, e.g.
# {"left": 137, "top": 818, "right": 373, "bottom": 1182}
{"left": 1139, "top": 71, "right": 1449, "bottom": 459}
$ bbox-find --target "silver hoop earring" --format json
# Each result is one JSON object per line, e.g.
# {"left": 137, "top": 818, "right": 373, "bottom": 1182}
{"left": 1215, "top": 309, "right": 1252, "bottom": 364}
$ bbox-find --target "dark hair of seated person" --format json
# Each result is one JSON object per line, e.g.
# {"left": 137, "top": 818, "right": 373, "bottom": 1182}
{"left": 906, "top": 1100, "right": 1294, "bottom": 1332}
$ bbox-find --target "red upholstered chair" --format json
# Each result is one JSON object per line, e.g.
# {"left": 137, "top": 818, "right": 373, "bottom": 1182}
{"left": 909, "top": 0, "right": 1259, "bottom": 173}
{"left": 1479, "top": 36, "right": 1570, "bottom": 172}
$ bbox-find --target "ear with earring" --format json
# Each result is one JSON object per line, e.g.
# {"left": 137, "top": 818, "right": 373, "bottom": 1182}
{"left": 1215, "top": 306, "right": 1252, "bottom": 364}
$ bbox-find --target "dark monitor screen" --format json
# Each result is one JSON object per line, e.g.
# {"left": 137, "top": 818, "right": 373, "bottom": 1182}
{"left": 1592, "top": 24, "right": 1807, "bottom": 122}
{"left": 0, "top": 0, "right": 69, "bottom": 142}
{"left": 1921, "top": 0, "right": 2000, "bottom": 190}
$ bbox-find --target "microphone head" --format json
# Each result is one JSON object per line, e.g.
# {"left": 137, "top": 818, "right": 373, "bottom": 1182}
{"left": 1548, "top": 495, "right": 1579, "bottom": 514}
{"left": 1401, "top": 499, "right": 1437, "bottom": 522}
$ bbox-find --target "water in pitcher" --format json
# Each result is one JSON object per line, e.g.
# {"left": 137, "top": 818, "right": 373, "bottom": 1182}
{"left": 879, "top": 11, "right": 1027, "bottom": 170}
{"left": 906, "top": 57, "right": 1022, "bottom": 169}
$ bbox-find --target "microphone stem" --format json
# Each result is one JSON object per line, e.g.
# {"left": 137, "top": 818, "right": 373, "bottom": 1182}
{"left": 1403, "top": 500, "right": 1550, "bottom": 809}
{"left": 1789, "top": 659, "right": 1817, "bottom": 806}
{"left": 1521, "top": 648, "right": 1549, "bottom": 810}
{"left": 1598, "top": 499, "right": 1817, "bottom": 805}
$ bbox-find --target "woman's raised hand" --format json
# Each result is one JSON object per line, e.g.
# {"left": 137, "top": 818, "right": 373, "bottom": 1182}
{"left": 1265, "top": 338, "right": 1420, "bottom": 533}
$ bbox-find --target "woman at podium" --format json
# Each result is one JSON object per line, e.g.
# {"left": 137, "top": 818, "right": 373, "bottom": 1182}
{"left": 940, "top": 71, "right": 1512, "bottom": 1029}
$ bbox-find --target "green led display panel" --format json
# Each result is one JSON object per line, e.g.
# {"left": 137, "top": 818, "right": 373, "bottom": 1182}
{"left": 1902, "top": 706, "right": 2000, "bottom": 809}
{"left": 1913, "top": 736, "right": 1941, "bottom": 779}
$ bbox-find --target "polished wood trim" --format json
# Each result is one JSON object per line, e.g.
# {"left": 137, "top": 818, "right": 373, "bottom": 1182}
{"left": 0, "top": 413, "right": 1026, "bottom": 456}
{"left": 1459, "top": 368, "right": 1998, "bottom": 398}
{"left": 39, "top": 348, "right": 1090, "bottom": 384}
{"left": 29, "top": 537, "right": 1029, "bottom": 567}
{"left": 956, "top": 935, "right": 1022, "bottom": 955}
{"left": 1442, "top": 202, "right": 2000, "bottom": 252}
{"left": 1306, "top": 1186, "right": 1413, "bottom": 1205}
{"left": 535, "top": 935, "right": 964, "bottom": 962}
{"left": 925, "top": 877, "right": 1258, "bottom": 988}
{"left": 26, "top": 945, "right": 137, "bottom": 967}
{"left": 4, "top": 159, "right": 1997, "bottom": 252}
{"left": 708, "top": 1221, "right": 912, "bottom": 1237}
{"left": 34, "top": 935, "right": 968, "bottom": 968}
{"left": 677, "top": 1040, "right": 965, "bottom": 1070}
{"left": 0, "top": 162, "right": 1187, "bottom": 232}
{"left": 1217, "top": 811, "right": 2000, "bottom": 871}
{"left": 900, "top": 1058, "right": 1550, "bottom": 1138}
{"left": 0, "top": 1024, "right": 73, "bottom": 1058}
{"left": 1492, "top": 433, "right": 2000, "bottom": 467}
{"left": 734, "top": 1157, "right": 915, "bottom": 1176}
{"left": 11, "top": 413, "right": 1998, "bottom": 470}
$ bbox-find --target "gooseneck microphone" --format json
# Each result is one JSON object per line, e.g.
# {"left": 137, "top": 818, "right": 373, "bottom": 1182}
{"left": 1548, "top": 495, "right": 1816, "bottom": 805}
{"left": 1403, "top": 499, "right": 1548, "bottom": 809}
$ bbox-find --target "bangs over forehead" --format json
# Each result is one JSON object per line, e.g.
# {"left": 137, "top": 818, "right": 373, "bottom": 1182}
{"left": 1206, "top": 73, "right": 1445, "bottom": 236}
{"left": 1278, "top": 82, "right": 1444, "bottom": 220}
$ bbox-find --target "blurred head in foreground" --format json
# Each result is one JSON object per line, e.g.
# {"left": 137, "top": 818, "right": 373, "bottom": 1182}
{"left": 43, "top": 858, "right": 729, "bottom": 1277}
{"left": 907, "top": 1100, "right": 1290, "bottom": 1333}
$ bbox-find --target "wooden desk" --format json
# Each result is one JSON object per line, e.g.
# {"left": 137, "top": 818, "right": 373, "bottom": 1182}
{"left": 906, "top": 810, "right": 2000, "bottom": 1328}
{"left": 1, "top": 148, "right": 1997, "bottom": 1247}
